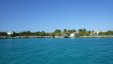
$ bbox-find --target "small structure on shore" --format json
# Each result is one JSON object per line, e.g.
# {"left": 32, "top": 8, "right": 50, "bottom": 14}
{"left": 90, "top": 31, "right": 100, "bottom": 37}
{"left": 55, "top": 34, "right": 70, "bottom": 38}
{"left": 70, "top": 33, "right": 75, "bottom": 38}
{"left": 64, "top": 34, "right": 70, "bottom": 38}
{"left": 70, "top": 31, "right": 79, "bottom": 38}
{"left": 96, "top": 31, "right": 99, "bottom": 36}
{"left": 7, "top": 32, "right": 13, "bottom": 35}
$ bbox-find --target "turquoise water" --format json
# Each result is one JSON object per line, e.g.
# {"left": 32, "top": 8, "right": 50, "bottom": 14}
{"left": 0, "top": 38, "right": 113, "bottom": 64}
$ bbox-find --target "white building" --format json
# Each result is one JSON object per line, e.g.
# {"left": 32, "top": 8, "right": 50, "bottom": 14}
{"left": 90, "top": 31, "right": 99, "bottom": 36}
{"left": 96, "top": 31, "right": 99, "bottom": 36}
{"left": 7, "top": 32, "right": 13, "bottom": 35}
{"left": 70, "top": 31, "right": 80, "bottom": 38}
{"left": 70, "top": 33, "right": 75, "bottom": 38}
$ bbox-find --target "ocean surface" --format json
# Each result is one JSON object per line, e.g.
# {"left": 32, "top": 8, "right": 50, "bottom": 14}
{"left": 0, "top": 38, "right": 113, "bottom": 64}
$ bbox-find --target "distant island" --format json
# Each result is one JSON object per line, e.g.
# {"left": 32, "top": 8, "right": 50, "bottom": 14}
{"left": 0, "top": 29, "right": 113, "bottom": 39}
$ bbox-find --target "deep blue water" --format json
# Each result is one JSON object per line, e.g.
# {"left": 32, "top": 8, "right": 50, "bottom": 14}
{"left": 0, "top": 38, "right": 113, "bottom": 64}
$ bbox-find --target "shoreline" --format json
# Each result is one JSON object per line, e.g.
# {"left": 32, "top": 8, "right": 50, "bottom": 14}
{"left": 0, "top": 35, "right": 113, "bottom": 39}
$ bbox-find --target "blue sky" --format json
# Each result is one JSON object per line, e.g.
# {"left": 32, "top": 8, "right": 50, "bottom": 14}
{"left": 0, "top": 0, "right": 113, "bottom": 32}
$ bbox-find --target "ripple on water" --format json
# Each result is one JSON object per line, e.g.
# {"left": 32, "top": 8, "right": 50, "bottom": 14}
{"left": 0, "top": 38, "right": 113, "bottom": 64}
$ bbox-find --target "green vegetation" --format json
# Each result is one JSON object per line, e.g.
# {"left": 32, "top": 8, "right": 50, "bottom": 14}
{"left": 0, "top": 32, "right": 7, "bottom": 36}
{"left": 0, "top": 29, "right": 113, "bottom": 38}
{"left": 54, "top": 29, "right": 62, "bottom": 36}
{"left": 99, "top": 30, "right": 113, "bottom": 35}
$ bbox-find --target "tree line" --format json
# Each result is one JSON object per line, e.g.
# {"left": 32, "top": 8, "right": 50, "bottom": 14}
{"left": 0, "top": 29, "right": 113, "bottom": 37}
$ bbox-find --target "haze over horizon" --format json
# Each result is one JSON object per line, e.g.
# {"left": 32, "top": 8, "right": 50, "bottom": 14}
{"left": 0, "top": 0, "right": 113, "bottom": 32}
